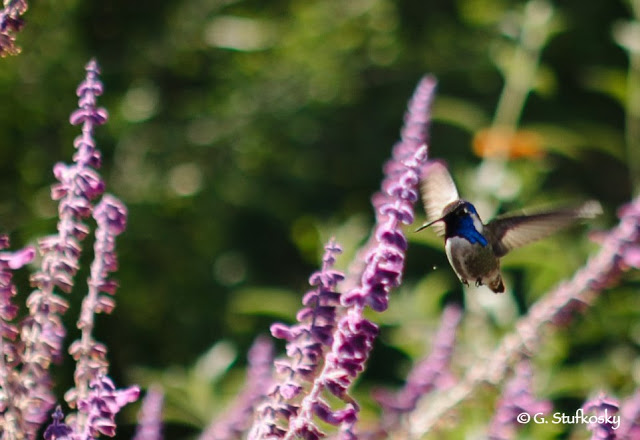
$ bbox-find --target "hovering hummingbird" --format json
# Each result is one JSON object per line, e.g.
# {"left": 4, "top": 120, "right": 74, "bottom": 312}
{"left": 416, "top": 161, "right": 601, "bottom": 293}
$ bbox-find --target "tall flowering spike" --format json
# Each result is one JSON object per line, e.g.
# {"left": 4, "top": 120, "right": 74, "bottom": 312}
{"left": 0, "top": 236, "right": 35, "bottom": 437}
{"left": 71, "top": 375, "right": 140, "bottom": 439}
{"left": 487, "top": 360, "right": 552, "bottom": 440}
{"left": 399, "top": 75, "right": 437, "bottom": 155}
{"left": 0, "top": 0, "right": 28, "bottom": 57}
{"left": 65, "top": 195, "right": 134, "bottom": 434}
{"left": 372, "top": 305, "right": 462, "bottom": 434}
{"left": 133, "top": 386, "right": 164, "bottom": 440}
{"left": 13, "top": 59, "right": 109, "bottom": 437}
{"left": 341, "top": 76, "right": 436, "bottom": 295}
{"left": 201, "top": 336, "right": 274, "bottom": 440}
{"left": 249, "top": 239, "right": 345, "bottom": 439}
{"left": 343, "top": 76, "right": 436, "bottom": 312}
{"left": 281, "top": 77, "right": 435, "bottom": 440}
{"left": 582, "top": 394, "right": 620, "bottom": 440}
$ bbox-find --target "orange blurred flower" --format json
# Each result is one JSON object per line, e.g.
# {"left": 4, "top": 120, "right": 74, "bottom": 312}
{"left": 472, "top": 127, "right": 544, "bottom": 159}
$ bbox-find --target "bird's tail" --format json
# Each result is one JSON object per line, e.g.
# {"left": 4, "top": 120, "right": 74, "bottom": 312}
{"left": 489, "top": 275, "right": 505, "bottom": 293}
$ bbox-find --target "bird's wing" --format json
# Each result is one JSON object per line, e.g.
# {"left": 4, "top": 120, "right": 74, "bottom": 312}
{"left": 419, "top": 160, "right": 459, "bottom": 236}
{"left": 486, "top": 201, "right": 602, "bottom": 257}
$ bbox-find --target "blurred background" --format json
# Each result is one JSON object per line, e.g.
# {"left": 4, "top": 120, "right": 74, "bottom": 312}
{"left": 1, "top": 0, "right": 639, "bottom": 437}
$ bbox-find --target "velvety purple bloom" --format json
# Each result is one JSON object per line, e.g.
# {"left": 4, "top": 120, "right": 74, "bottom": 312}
{"left": 0, "top": 236, "right": 35, "bottom": 436}
{"left": 43, "top": 406, "right": 73, "bottom": 440}
{"left": 0, "top": 243, "right": 36, "bottom": 270}
{"left": 201, "top": 336, "right": 274, "bottom": 440}
{"left": 372, "top": 305, "right": 462, "bottom": 434}
{"left": 0, "top": 237, "right": 34, "bottom": 344}
{"left": 70, "top": 375, "right": 140, "bottom": 439}
{"left": 488, "top": 360, "right": 552, "bottom": 440}
{"left": 282, "top": 77, "right": 435, "bottom": 439}
{"left": 0, "top": 0, "right": 27, "bottom": 57}
{"left": 249, "top": 240, "right": 344, "bottom": 439}
{"left": 11, "top": 59, "right": 110, "bottom": 435}
{"left": 583, "top": 394, "right": 620, "bottom": 440}
{"left": 65, "top": 195, "right": 135, "bottom": 434}
{"left": 342, "top": 75, "right": 436, "bottom": 312}
{"left": 133, "top": 386, "right": 164, "bottom": 440}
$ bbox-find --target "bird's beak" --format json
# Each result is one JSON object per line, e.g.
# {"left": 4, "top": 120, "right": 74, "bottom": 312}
{"left": 415, "top": 217, "right": 444, "bottom": 232}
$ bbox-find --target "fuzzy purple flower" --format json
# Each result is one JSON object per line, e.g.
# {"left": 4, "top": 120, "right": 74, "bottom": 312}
{"left": 64, "top": 194, "right": 136, "bottom": 435}
{"left": 249, "top": 239, "right": 344, "bottom": 439}
{"left": 372, "top": 304, "right": 462, "bottom": 434}
{"left": 202, "top": 336, "right": 274, "bottom": 440}
{"left": 0, "top": 237, "right": 35, "bottom": 353}
{"left": 0, "top": 236, "right": 35, "bottom": 437}
{"left": 341, "top": 76, "right": 436, "bottom": 296}
{"left": 281, "top": 77, "right": 435, "bottom": 439}
{"left": 0, "top": 0, "right": 27, "bottom": 57}
{"left": 342, "top": 76, "right": 436, "bottom": 312}
{"left": 43, "top": 406, "right": 73, "bottom": 440}
{"left": 69, "top": 375, "right": 140, "bottom": 439}
{"left": 10, "top": 59, "right": 109, "bottom": 435}
{"left": 133, "top": 386, "right": 164, "bottom": 440}
{"left": 488, "top": 360, "right": 552, "bottom": 440}
{"left": 583, "top": 394, "right": 620, "bottom": 440}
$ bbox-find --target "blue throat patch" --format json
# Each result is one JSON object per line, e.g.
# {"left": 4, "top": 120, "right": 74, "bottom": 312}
{"left": 453, "top": 215, "right": 488, "bottom": 246}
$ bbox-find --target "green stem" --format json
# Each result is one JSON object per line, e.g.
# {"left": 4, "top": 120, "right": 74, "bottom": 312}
{"left": 493, "top": 0, "right": 553, "bottom": 130}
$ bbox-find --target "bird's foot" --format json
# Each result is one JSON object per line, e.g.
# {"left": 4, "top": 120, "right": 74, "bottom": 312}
{"left": 475, "top": 278, "right": 483, "bottom": 287}
{"left": 461, "top": 279, "right": 470, "bottom": 287}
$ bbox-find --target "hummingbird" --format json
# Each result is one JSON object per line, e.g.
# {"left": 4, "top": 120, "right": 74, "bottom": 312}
{"left": 416, "top": 161, "right": 601, "bottom": 293}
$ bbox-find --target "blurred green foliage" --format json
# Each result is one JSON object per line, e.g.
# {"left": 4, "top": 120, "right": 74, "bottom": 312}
{"left": 2, "top": 0, "right": 640, "bottom": 437}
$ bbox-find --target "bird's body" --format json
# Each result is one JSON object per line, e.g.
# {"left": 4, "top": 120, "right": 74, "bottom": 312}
{"left": 445, "top": 236, "right": 504, "bottom": 292}
{"left": 417, "top": 161, "right": 601, "bottom": 293}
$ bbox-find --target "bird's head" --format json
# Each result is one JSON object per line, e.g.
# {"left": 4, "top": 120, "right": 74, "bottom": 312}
{"left": 416, "top": 200, "right": 483, "bottom": 234}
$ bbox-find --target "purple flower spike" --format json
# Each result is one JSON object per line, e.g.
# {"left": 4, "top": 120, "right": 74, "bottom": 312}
{"left": 249, "top": 239, "right": 345, "bottom": 439}
{"left": 66, "top": 195, "right": 132, "bottom": 433}
{"left": 201, "top": 336, "right": 274, "bottom": 440}
{"left": 0, "top": 244, "right": 35, "bottom": 270}
{"left": 283, "top": 77, "right": 435, "bottom": 439}
{"left": 0, "top": 236, "right": 35, "bottom": 436}
{"left": 0, "top": 0, "right": 28, "bottom": 57}
{"left": 400, "top": 76, "right": 437, "bottom": 152}
{"left": 12, "top": 60, "right": 110, "bottom": 435}
{"left": 43, "top": 406, "right": 73, "bottom": 440}
{"left": 342, "top": 78, "right": 433, "bottom": 314}
{"left": 582, "top": 394, "right": 620, "bottom": 440}
{"left": 488, "top": 360, "right": 552, "bottom": 440}
{"left": 133, "top": 386, "right": 164, "bottom": 440}
{"left": 0, "top": 237, "right": 34, "bottom": 333}
{"left": 70, "top": 60, "right": 109, "bottom": 128}
{"left": 372, "top": 305, "right": 462, "bottom": 435}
